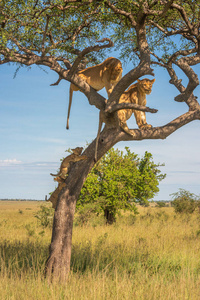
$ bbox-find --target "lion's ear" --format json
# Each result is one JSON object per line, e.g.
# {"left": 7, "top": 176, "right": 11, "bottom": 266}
{"left": 151, "top": 79, "right": 156, "bottom": 83}
{"left": 137, "top": 79, "right": 140, "bottom": 83}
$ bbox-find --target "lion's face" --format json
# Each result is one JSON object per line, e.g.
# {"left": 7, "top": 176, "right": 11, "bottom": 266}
{"left": 72, "top": 147, "right": 83, "bottom": 155}
{"left": 115, "top": 62, "right": 123, "bottom": 73}
{"left": 137, "top": 79, "right": 155, "bottom": 95}
{"left": 110, "top": 62, "right": 123, "bottom": 82}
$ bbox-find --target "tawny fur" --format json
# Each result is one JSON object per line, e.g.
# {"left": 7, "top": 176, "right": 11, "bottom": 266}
{"left": 47, "top": 181, "right": 66, "bottom": 209}
{"left": 117, "top": 78, "right": 155, "bottom": 133}
{"left": 50, "top": 147, "right": 87, "bottom": 181}
{"left": 66, "top": 57, "right": 123, "bottom": 129}
{"left": 95, "top": 78, "right": 155, "bottom": 161}
{"left": 48, "top": 147, "right": 87, "bottom": 209}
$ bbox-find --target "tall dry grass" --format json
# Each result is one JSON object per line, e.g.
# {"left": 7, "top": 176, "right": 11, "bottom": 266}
{"left": 0, "top": 201, "right": 200, "bottom": 299}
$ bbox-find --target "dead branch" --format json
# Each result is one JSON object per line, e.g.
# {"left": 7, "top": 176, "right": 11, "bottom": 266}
{"left": 50, "top": 76, "right": 63, "bottom": 86}
{"left": 105, "top": 103, "right": 158, "bottom": 114}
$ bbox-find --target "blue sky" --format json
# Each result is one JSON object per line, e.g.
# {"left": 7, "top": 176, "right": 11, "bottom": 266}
{"left": 0, "top": 60, "right": 200, "bottom": 201}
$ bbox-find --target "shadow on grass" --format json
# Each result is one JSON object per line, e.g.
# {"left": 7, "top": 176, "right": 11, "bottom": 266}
{"left": 0, "top": 240, "right": 49, "bottom": 276}
{"left": 0, "top": 236, "right": 184, "bottom": 278}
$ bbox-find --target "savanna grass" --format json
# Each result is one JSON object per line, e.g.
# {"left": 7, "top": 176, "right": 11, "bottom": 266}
{"left": 0, "top": 201, "right": 200, "bottom": 299}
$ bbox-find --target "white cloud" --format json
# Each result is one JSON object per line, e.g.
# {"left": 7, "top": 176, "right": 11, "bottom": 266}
{"left": 0, "top": 159, "right": 22, "bottom": 166}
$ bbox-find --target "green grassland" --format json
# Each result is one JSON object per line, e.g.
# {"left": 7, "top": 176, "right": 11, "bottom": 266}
{"left": 0, "top": 200, "right": 200, "bottom": 300}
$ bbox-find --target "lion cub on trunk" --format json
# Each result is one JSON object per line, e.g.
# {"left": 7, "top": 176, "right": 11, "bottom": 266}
{"left": 47, "top": 180, "right": 66, "bottom": 209}
{"left": 48, "top": 147, "right": 87, "bottom": 208}
{"left": 50, "top": 147, "right": 87, "bottom": 181}
{"left": 67, "top": 57, "right": 122, "bottom": 129}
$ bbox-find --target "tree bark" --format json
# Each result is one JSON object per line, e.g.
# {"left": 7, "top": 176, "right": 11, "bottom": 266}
{"left": 104, "top": 209, "right": 116, "bottom": 225}
{"left": 45, "top": 127, "right": 120, "bottom": 280}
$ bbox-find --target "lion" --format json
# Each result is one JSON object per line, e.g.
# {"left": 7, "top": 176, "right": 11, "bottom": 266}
{"left": 94, "top": 78, "right": 155, "bottom": 161}
{"left": 66, "top": 57, "right": 123, "bottom": 129}
{"left": 116, "top": 78, "right": 156, "bottom": 134}
{"left": 50, "top": 146, "right": 87, "bottom": 181}
{"left": 47, "top": 181, "right": 66, "bottom": 209}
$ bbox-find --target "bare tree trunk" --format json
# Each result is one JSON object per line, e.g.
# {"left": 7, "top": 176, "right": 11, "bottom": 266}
{"left": 104, "top": 208, "right": 116, "bottom": 224}
{"left": 45, "top": 128, "right": 121, "bottom": 280}
{"left": 45, "top": 190, "right": 75, "bottom": 280}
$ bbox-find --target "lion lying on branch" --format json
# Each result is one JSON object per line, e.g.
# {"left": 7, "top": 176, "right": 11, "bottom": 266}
{"left": 66, "top": 57, "right": 123, "bottom": 129}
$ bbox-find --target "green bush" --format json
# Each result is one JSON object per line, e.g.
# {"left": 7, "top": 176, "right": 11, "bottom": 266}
{"left": 156, "top": 201, "right": 166, "bottom": 208}
{"left": 78, "top": 147, "right": 165, "bottom": 224}
{"left": 171, "top": 189, "right": 198, "bottom": 214}
{"left": 75, "top": 203, "right": 100, "bottom": 226}
{"left": 34, "top": 205, "right": 54, "bottom": 228}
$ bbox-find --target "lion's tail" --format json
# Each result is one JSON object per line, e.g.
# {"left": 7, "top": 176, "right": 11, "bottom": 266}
{"left": 94, "top": 111, "right": 103, "bottom": 162}
{"left": 50, "top": 172, "right": 60, "bottom": 177}
{"left": 66, "top": 84, "right": 73, "bottom": 129}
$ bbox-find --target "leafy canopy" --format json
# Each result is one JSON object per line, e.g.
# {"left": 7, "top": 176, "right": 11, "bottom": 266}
{"left": 78, "top": 147, "right": 166, "bottom": 222}
{"left": 1, "top": 1, "right": 199, "bottom": 65}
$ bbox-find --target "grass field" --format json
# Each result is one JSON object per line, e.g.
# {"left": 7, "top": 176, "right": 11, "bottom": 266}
{"left": 0, "top": 200, "right": 200, "bottom": 300}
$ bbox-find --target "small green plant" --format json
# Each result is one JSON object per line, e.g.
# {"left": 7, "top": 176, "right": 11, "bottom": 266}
{"left": 25, "top": 224, "right": 35, "bottom": 237}
{"left": 171, "top": 189, "right": 198, "bottom": 214}
{"left": 34, "top": 205, "right": 54, "bottom": 228}
{"left": 156, "top": 201, "right": 166, "bottom": 208}
{"left": 75, "top": 203, "right": 100, "bottom": 226}
{"left": 196, "top": 230, "right": 200, "bottom": 237}
{"left": 18, "top": 209, "right": 23, "bottom": 214}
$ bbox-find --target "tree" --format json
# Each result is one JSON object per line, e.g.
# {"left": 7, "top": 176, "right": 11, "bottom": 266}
{"left": 78, "top": 147, "right": 165, "bottom": 224}
{"left": 171, "top": 189, "right": 199, "bottom": 214}
{"left": 1, "top": 1, "right": 200, "bottom": 280}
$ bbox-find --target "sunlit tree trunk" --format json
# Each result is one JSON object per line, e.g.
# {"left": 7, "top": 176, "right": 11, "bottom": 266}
{"left": 45, "top": 128, "right": 120, "bottom": 279}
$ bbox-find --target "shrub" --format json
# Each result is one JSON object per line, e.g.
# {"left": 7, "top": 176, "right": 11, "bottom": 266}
{"left": 34, "top": 205, "right": 54, "bottom": 228}
{"left": 156, "top": 201, "right": 166, "bottom": 208}
{"left": 171, "top": 189, "right": 198, "bottom": 214}
{"left": 25, "top": 224, "right": 35, "bottom": 237}
{"left": 75, "top": 203, "right": 100, "bottom": 226}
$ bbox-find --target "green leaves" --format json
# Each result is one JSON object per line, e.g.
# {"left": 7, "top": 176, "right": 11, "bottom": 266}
{"left": 171, "top": 189, "right": 199, "bottom": 214}
{"left": 78, "top": 147, "right": 166, "bottom": 223}
{"left": 0, "top": 0, "right": 105, "bottom": 59}
{"left": 1, "top": 1, "right": 200, "bottom": 69}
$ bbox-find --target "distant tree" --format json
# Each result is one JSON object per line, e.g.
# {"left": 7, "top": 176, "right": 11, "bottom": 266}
{"left": 171, "top": 189, "right": 199, "bottom": 214}
{"left": 78, "top": 147, "right": 166, "bottom": 224}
